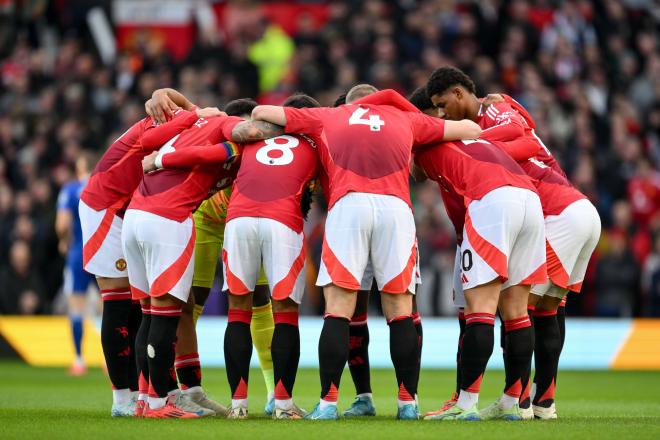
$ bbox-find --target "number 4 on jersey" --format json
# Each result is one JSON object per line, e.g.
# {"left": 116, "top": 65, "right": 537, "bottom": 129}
{"left": 349, "top": 107, "right": 385, "bottom": 132}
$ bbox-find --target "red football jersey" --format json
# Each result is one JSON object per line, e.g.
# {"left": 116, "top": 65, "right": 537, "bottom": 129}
{"left": 226, "top": 133, "right": 320, "bottom": 233}
{"left": 478, "top": 101, "right": 585, "bottom": 216}
{"left": 128, "top": 112, "right": 243, "bottom": 222}
{"left": 283, "top": 100, "right": 446, "bottom": 209}
{"left": 80, "top": 116, "right": 156, "bottom": 213}
{"left": 489, "top": 96, "right": 566, "bottom": 176}
{"left": 414, "top": 138, "right": 537, "bottom": 207}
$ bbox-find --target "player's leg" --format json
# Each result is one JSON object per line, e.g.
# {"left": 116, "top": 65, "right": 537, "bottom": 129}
{"left": 480, "top": 188, "right": 546, "bottom": 421}
{"left": 224, "top": 293, "right": 254, "bottom": 419}
{"left": 174, "top": 218, "right": 226, "bottom": 415}
{"left": 427, "top": 249, "right": 464, "bottom": 417}
{"left": 222, "top": 217, "right": 261, "bottom": 419}
{"left": 98, "top": 276, "right": 134, "bottom": 415}
{"left": 134, "top": 298, "right": 150, "bottom": 416}
{"left": 533, "top": 199, "right": 600, "bottom": 419}
{"left": 65, "top": 265, "right": 89, "bottom": 376}
{"left": 80, "top": 202, "right": 139, "bottom": 413}
{"left": 313, "top": 284, "right": 357, "bottom": 419}
{"left": 531, "top": 292, "right": 563, "bottom": 419}
{"left": 369, "top": 194, "right": 419, "bottom": 419}
{"left": 271, "top": 298, "right": 304, "bottom": 419}
{"left": 259, "top": 218, "right": 308, "bottom": 419}
{"left": 251, "top": 282, "right": 275, "bottom": 414}
{"left": 308, "top": 193, "right": 371, "bottom": 420}
{"left": 344, "top": 288, "right": 375, "bottom": 417}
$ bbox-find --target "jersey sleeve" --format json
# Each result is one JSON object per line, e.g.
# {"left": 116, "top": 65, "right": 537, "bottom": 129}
{"left": 139, "top": 110, "right": 199, "bottom": 150}
{"left": 160, "top": 142, "right": 241, "bottom": 169}
{"left": 479, "top": 102, "right": 526, "bottom": 142}
{"left": 493, "top": 138, "right": 538, "bottom": 162}
{"left": 284, "top": 107, "right": 326, "bottom": 136}
{"left": 407, "top": 112, "right": 446, "bottom": 147}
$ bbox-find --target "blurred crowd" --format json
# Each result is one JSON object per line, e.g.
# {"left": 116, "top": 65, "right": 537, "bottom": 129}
{"left": 1, "top": 0, "right": 659, "bottom": 317}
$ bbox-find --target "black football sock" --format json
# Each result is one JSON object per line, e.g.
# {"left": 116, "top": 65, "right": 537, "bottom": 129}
{"left": 519, "top": 305, "right": 536, "bottom": 409}
{"left": 319, "top": 315, "right": 350, "bottom": 403}
{"left": 135, "top": 304, "right": 151, "bottom": 398}
{"left": 455, "top": 310, "right": 466, "bottom": 394}
{"left": 389, "top": 316, "right": 419, "bottom": 403}
{"left": 557, "top": 304, "right": 566, "bottom": 350}
{"left": 147, "top": 306, "right": 181, "bottom": 398}
{"left": 128, "top": 301, "right": 142, "bottom": 391}
{"left": 502, "top": 316, "right": 534, "bottom": 404}
{"left": 100, "top": 291, "right": 132, "bottom": 391}
{"left": 532, "top": 309, "right": 561, "bottom": 407}
{"left": 175, "top": 352, "right": 201, "bottom": 390}
{"left": 348, "top": 313, "right": 372, "bottom": 395}
{"left": 412, "top": 312, "right": 423, "bottom": 394}
{"left": 224, "top": 309, "right": 252, "bottom": 402}
{"left": 460, "top": 314, "right": 495, "bottom": 395}
{"left": 272, "top": 311, "right": 300, "bottom": 401}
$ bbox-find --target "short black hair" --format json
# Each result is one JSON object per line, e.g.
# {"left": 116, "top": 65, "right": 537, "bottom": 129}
{"left": 281, "top": 93, "right": 321, "bottom": 109}
{"left": 224, "top": 98, "right": 258, "bottom": 117}
{"left": 426, "top": 66, "right": 476, "bottom": 98}
{"left": 408, "top": 86, "right": 434, "bottom": 111}
{"left": 333, "top": 93, "right": 347, "bottom": 107}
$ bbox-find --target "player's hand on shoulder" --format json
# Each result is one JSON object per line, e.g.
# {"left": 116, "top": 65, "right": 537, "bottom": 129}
{"left": 142, "top": 151, "right": 159, "bottom": 173}
{"left": 196, "top": 107, "right": 226, "bottom": 119}
{"left": 482, "top": 93, "right": 505, "bottom": 108}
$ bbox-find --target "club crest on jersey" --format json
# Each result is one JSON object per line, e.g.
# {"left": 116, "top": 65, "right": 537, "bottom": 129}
{"left": 115, "top": 258, "right": 127, "bottom": 271}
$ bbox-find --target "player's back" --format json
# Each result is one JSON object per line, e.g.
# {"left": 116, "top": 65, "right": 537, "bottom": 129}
{"left": 284, "top": 101, "right": 445, "bottom": 208}
{"left": 227, "top": 133, "right": 319, "bottom": 233}
{"left": 520, "top": 158, "right": 585, "bottom": 216}
{"left": 81, "top": 117, "right": 153, "bottom": 212}
{"left": 415, "top": 138, "right": 535, "bottom": 203}
{"left": 130, "top": 114, "right": 243, "bottom": 222}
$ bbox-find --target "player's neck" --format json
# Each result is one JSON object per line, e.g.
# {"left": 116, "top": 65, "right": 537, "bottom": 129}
{"left": 466, "top": 95, "right": 481, "bottom": 122}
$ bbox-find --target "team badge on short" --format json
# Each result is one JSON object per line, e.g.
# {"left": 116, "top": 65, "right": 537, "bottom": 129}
{"left": 115, "top": 258, "right": 127, "bottom": 271}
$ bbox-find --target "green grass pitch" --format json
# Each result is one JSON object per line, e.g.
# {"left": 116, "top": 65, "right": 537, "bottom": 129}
{"left": 1, "top": 361, "right": 659, "bottom": 439}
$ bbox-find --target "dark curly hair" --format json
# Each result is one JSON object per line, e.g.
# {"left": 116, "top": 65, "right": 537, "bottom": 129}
{"left": 281, "top": 93, "right": 321, "bottom": 109}
{"left": 408, "top": 86, "right": 434, "bottom": 111}
{"left": 333, "top": 93, "right": 347, "bottom": 107}
{"left": 426, "top": 66, "right": 476, "bottom": 99}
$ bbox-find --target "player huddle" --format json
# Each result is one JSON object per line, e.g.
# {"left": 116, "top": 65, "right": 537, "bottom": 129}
{"left": 78, "top": 65, "right": 600, "bottom": 421}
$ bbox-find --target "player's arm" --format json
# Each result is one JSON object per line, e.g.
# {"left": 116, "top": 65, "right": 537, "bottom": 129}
{"left": 140, "top": 107, "right": 225, "bottom": 150}
{"left": 251, "top": 105, "right": 325, "bottom": 138}
{"left": 230, "top": 121, "right": 285, "bottom": 143}
{"left": 494, "top": 138, "right": 538, "bottom": 162}
{"left": 478, "top": 102, "right": 526, "bottom": 142}
{"left": 146, "top": 88, "right": 196, "bottom": 124}
{"left": 409, "top": 113, "right": 481, "bottom": 146}
{"left": 142, "top": 141, "right": 241, "bottom": 172}
{"left": 251, "top": 105, "right": 287, "bottom": 126}
{"left": 55, "top": 188, "right": 73, "bottom": 255}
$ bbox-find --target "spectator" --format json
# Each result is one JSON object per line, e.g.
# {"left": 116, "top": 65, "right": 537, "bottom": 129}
{"left": 0, "top": 240, "right": 44, "bottom": 314}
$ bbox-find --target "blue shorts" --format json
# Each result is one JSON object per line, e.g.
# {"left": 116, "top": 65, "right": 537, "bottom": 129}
{"left": 64, "top": 250, "right": 95, "bottom": 295}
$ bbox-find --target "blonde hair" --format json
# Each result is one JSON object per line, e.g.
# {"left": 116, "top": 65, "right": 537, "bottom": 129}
{"left": 345, "top": 84, "right": 379, "bottom": 103}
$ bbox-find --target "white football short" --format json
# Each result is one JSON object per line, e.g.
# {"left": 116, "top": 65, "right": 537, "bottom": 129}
{"left": 317, "top": 192, "right": 417, "bottom": 295}
{"left": 79, "top": 199, "right": 127, "bottom": 278}
{"left": 222, "top": 217, "right": 306, "bottom": 304}
{"left": 531, "top": 198, "right": 601, "bottom": 297}
{"left": 458, "top": 186, "right": 546, "bottom": 292}
{"left": 360, "top": 242, "right": 422, "bottom": 290}
{"left": 121, "top": 209, "right": 195, "bottom": 302}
